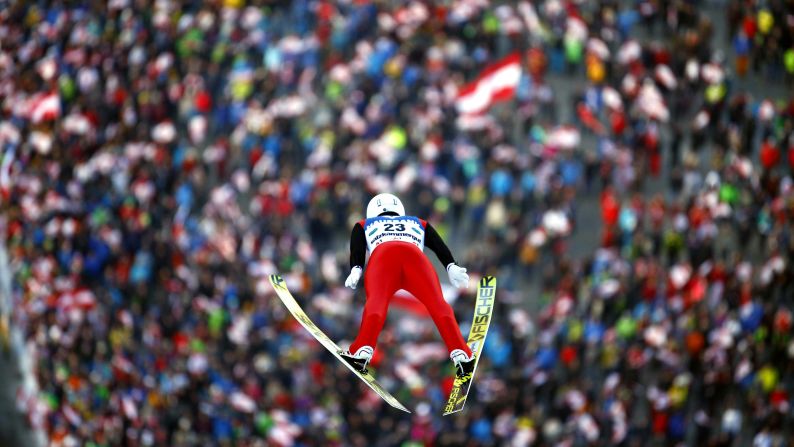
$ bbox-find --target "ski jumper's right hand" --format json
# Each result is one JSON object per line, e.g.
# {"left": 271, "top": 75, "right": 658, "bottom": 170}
{"left": 447, "top": 263, "right": 469, "bottom": 288}
{"left": 345, "top": 266, "right": 363, "bottom": 289}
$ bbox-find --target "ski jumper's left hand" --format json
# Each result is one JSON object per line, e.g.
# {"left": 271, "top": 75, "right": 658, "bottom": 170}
{"left": 446, "top": 263, "right": 469, "bottom": 288}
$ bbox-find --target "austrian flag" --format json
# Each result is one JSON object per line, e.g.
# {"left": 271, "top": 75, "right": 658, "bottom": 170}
{"left": 28, "top": 91, "right": 61, "bottom": 123}
{"left": 456, "top": 53, "right": 522, "bottom": 115}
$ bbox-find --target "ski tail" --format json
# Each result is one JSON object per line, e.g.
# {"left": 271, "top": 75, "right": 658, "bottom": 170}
{"left": 268, "top": 274, "right": 410, "bottom": 413}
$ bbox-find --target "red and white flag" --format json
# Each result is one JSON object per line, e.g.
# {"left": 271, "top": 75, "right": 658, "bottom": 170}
{"left": 229, "top": 391, "right": 257, "bottom": 413}
{"left": 121, "top": 395, "right": 138, "bottom": 421}
{"left": 0, "top": 146, "right": 15, "bottom": 202}
{"left": 62, "top": 405, "right": 82, "bottom": 426}
{"left": 28, "top": 91, "right": 61, "bottom": 123}
{"left": 456, "top": 53, "right": 522, "bottom": 115}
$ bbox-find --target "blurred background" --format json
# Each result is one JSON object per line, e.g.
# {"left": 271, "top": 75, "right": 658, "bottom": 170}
{"left": 1, "top": 0, "right": 794, "bottom": 446}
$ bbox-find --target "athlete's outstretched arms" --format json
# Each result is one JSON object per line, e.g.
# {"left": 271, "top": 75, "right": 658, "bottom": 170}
{"left": 345, "top": 223, "right": 366, "bottom": 289}
{"left": 424, "top": 223, "right": 469, "bottom": 288}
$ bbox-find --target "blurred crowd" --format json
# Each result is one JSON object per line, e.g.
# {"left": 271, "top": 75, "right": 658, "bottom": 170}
{"left": 1, "top": 0, "right": 794, "bottom": 446}
{"left": 726, "top": 0, "right": 794, "bottom": 80}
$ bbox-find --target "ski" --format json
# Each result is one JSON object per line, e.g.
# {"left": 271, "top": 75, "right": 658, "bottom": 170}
{"left": 268, "top": 274, "right": 411, "bottom": 413}
{"left": 443, "top": 275, "right": 496, "bottom": 415}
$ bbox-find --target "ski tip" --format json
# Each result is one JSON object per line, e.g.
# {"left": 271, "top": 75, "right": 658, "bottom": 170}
{"left": 269, "top": 274, "right": 287, "bottom": 290}
{"left": 479, "top": 276, "right": 496, "bottom": 287}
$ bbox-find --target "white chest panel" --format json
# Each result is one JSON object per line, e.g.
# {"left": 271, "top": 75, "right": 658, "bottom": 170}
{"left": 364, "top": 216, "right": 425, "bottom": 252}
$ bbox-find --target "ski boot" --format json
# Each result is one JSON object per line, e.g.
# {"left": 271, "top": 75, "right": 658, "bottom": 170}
{"left": 450, "top": 349, "right": 475, "bottom": 378}
{"left": 339, "top": 345, "right": 373, "bottom": 374}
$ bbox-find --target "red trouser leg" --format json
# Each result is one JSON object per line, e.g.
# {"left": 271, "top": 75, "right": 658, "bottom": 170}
{"left": 349, "top": 244, "right": 401, "bottom": 353}
{"left": 401, "top": 247, "right": 472, "bottom": 357}
{"left": 350, "top": 242, "right": 472, "bottom": 358}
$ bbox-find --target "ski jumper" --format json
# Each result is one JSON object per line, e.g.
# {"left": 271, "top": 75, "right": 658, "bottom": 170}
{"left": 348, "top": 215, "right": 473, "bottom": 357}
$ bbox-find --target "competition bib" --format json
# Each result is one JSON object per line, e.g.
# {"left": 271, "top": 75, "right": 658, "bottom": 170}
{"left": 363, "top": 216, "right": 425, "bottom": 252}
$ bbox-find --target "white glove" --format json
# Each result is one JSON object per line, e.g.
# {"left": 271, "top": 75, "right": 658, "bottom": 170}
{"left": 345, "top": 266, "right": 363, "bottom": 289}
{"left": 447, "top": 263, "right": 469, "bottom": 288}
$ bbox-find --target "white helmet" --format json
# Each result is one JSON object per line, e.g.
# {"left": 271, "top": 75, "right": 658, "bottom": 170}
{"left": 366, "top": 193, "right": 405, "bottom": 219}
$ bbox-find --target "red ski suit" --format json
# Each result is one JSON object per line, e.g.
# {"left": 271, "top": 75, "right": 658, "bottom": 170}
{"left": 348, "top": 215, "right": 472, "bottom": 357}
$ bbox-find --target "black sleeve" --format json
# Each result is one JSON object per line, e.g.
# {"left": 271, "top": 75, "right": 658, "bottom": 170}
{"left": 350, "top": 223, "right": 366, "bottom": 269}
{"left": 424, "top": 223, "right": 456, "bottom": 267}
